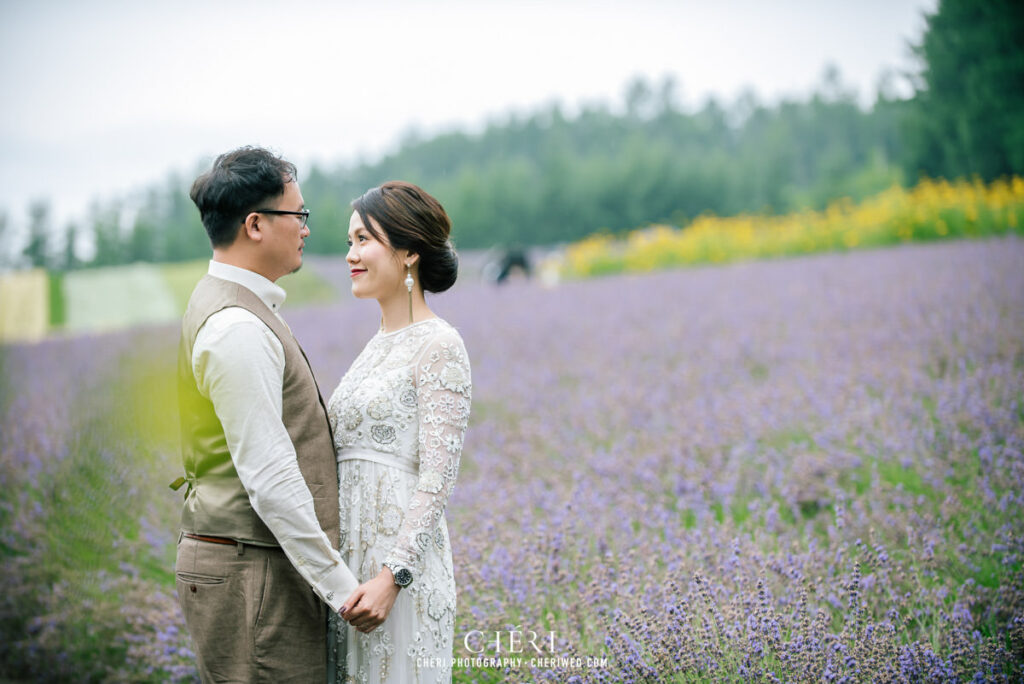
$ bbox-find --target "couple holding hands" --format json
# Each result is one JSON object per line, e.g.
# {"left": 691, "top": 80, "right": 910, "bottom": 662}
{"left": 172, "top": 146, "right": 471, "bottom": 683}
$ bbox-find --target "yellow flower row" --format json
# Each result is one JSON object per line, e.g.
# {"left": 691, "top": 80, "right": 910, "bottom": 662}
{"left": 563, "top": 177, "right": 1024, "bottom": 278}
{"left": 0, "top": 268, "right": 48, "bottom": 343}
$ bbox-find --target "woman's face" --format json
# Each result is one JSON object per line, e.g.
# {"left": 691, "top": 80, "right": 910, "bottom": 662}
{"left": 346, "top": 210, "right": 407, "bottom": 300}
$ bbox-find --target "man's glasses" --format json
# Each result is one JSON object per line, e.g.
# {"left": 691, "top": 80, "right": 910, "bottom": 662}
{"left": 255, "top": 209, "right": 310, "bottom": 229}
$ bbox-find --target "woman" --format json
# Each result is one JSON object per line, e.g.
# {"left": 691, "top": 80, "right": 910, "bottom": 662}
{"left": 327, "top": 181, "right": 471, "bottom": 683}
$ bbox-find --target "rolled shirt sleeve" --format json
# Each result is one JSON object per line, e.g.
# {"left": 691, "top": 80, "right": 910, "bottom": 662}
{"left": 193, "top": 307, "right": 358, "bottom": 611}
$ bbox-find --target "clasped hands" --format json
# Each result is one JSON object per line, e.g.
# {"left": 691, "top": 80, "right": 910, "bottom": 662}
{"left": 339, "top": 566, "right": 401, "bottom": 633}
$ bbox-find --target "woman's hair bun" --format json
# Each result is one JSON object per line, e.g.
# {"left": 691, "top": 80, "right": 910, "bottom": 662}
{"left": 418, "top": 240, "right": 458, "bottom": 293}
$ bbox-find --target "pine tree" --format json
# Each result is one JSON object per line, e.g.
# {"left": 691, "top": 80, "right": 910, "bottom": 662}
{"left": 905, "top": 0, "right": 1024, "bottom": 180}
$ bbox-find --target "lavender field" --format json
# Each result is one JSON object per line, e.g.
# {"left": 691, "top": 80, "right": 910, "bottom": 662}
{"left": 2, "top": 238, "right": 1023, "bottom": 682}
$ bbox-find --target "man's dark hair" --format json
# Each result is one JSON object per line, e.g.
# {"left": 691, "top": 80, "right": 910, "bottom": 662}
{"left": 189, "top": 146, "right": 297, "bottom": 247}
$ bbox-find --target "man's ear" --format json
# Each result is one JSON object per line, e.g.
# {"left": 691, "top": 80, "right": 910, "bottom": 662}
{"left": 242, "top": 212, "right": 263, "bottom": 243}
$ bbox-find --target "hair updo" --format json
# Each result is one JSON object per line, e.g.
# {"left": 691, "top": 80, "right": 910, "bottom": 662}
{"left": 352, "top": 181, "right": 458, "bottom": 293}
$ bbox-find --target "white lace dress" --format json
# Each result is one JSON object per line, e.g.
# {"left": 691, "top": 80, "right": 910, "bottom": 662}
{"left": 326, "top": 318, "right": 471, "bottom": 684}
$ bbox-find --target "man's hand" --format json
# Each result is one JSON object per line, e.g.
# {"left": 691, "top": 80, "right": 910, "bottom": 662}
{"left": 339, "top": 567, "right": 402, "bottom": 633}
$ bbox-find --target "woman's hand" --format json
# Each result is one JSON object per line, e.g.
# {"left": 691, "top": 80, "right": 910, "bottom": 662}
{"left": 339, "top": 567, "right": 402, "bottom": 633}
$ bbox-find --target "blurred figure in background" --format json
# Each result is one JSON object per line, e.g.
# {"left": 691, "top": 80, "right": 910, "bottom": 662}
{"left": 481, "top": 245, "right": 532, "bottom": 284}
{"left": 494, "top": 246, "right": 532, "bottom": 284}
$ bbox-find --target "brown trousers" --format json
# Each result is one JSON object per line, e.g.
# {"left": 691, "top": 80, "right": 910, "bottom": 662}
{"left": 175, "top": 535, "right": 327, "bottom": 683}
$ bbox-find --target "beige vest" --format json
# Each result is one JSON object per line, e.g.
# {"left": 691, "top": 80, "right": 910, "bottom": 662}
{"left": 174, "top": 274, "right": 340, "bottom": 548}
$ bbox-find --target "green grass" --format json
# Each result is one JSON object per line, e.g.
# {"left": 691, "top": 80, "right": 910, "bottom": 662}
{"left": 748, "top": 361, "right": 770, "bottom": 381}
{"left": 875, "top": 460, "right": 932, "bottom": 499}
{"left": 63, "top": 263, "right": 179, "bottom": 331}
{"left": 161, "top": 258, "right": 339, "bottom": 311}
{"left": 160, "top": 260, "right": 209, "bottom": 310}
{"left": 758, "top": 427, "right": 816, "bottom": 451}
{"left": 277, "top": 265, "right": 339, "bottom": 305}
{"left": 710, "top": 501, "right": 725, "bottom": 524}
{"left": 47, "top": 271, "right": 65, "bottom": 328}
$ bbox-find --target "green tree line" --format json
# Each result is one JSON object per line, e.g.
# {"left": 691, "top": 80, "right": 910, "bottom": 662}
{"left": 5, "top": 0, "right": 1022, "bottom": 270}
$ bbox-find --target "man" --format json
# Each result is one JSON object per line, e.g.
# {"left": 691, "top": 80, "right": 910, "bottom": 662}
{"left": 171, "top": 146, "right": 357, "bottom": 681}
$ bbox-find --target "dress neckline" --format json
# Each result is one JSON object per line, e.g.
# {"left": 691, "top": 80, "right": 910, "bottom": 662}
{"left": 376, "top": 317, "right": 442, "bottom": 338}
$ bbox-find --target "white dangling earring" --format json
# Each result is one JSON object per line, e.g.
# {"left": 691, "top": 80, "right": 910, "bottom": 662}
{"left": 405, "top": 264, "right": 414, "bottom": 324}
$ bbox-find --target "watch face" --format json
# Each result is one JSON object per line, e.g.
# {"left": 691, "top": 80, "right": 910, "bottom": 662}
{"left": 394, "top": 568, "right": 413, "bottom": 587}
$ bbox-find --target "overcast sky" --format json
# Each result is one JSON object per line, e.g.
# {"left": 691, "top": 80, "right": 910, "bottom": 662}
{"left": 0, "top": 0, "right": 935, "bottom": 231}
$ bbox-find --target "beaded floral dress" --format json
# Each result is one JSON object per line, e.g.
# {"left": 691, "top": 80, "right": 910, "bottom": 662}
{"left": 326, "top": 317, "right": 471, "bottom": 684}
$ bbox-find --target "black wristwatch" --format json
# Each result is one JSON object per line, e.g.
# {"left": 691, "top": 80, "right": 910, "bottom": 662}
{"left": 383, "top": 561, "right": 413, "bottom": 588}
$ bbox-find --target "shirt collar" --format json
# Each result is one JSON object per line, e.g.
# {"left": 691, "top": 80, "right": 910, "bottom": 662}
{"left": 207, "top": 261, "right": 287, "bottom": 313}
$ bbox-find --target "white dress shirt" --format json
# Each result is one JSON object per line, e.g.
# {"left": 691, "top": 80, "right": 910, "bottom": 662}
{"left": 192, "top": 260, "right": 358, "bottom": 612}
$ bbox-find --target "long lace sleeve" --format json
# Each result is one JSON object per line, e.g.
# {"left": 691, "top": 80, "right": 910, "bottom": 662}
{"left": 383, "top": 329, "right": 471, "bottom": 580}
